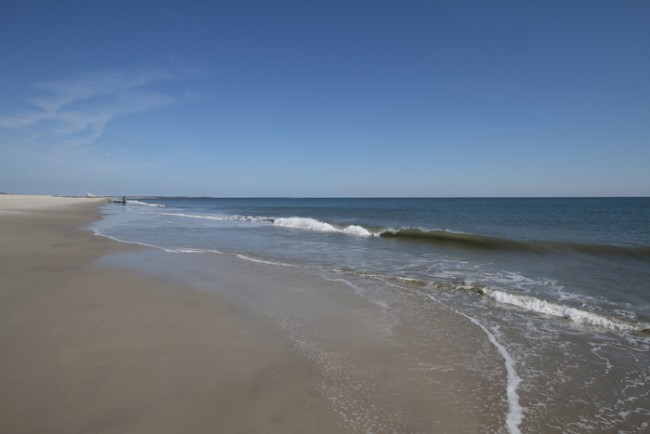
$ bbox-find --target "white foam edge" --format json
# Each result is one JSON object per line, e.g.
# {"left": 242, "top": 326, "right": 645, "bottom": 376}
{"left": 481, "top": 288, "right": 647, "bottom": 332}
{"left": 93, "top": 230, "right": 160, "bottom": 249}
{"left": 92, "top": 230, "right": 224, "bottom": 255}
{"left": 426, "top": 294, "right": 523, "bottom": 434}
{"left": 165, "top": 247, "right": 224, "bottom": 254}
{"left": 127, "top": 199, "right": 165, "bottom": 208}
{"left": 94, "top": 229, "right": 304, "bottom": 270}
{"left": 235, "top": 254, "right": 298, "bottom": 268}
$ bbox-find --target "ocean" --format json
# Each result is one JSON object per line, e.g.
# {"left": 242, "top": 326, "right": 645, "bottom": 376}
{"left": 92, "top": 197, "right": 650, "bottom": 433}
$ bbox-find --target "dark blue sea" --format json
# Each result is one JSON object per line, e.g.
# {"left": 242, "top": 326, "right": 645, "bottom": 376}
{"left": 93, "top": 197, "right": 650, "bottom": 433}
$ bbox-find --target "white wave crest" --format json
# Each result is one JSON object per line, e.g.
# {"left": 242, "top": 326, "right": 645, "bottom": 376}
{"left": 342, "top": 225, "right": 373, "bottom": 236}
{"left": 482, "top": 288, "right": 646, "bottom": 332}
{"left": 273, "top": 217, "right": 372, "bottom": 237}
{"left": 128, "top": 200, "right": 165, "bottom": 207}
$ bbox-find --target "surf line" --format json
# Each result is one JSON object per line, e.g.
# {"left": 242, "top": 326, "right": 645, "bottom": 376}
{"left": 425, "top": 294, "right": 523, "bottom": 434}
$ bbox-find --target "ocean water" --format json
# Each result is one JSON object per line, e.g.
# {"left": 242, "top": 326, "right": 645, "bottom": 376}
{"left": 93, "top": 197, "right": 650, "bottom": 433}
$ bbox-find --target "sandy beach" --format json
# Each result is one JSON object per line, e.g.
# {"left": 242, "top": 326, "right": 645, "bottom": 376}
{"left": 0, "top": 195, "right": 341, "bottom": 433}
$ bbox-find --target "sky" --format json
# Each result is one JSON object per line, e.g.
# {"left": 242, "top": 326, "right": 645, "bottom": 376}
{"left": 1, "top": 0, "right": 649, "bottom": 197}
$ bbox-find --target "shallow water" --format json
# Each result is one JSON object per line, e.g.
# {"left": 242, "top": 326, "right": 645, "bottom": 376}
{"left": 93, "top": 198, "right": 650, "bottom": 432}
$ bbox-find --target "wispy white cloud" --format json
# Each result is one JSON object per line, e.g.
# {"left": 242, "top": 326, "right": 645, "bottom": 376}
{"left": 30, "top": 66, "right": 175, "bottom": 113}
{"left": 0, "top": 65, "right": 204, "bottom": 153}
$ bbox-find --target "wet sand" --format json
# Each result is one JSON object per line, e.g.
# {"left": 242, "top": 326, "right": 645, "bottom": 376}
{"left": 0, "top": 195, "right": 341, "bottom": 433}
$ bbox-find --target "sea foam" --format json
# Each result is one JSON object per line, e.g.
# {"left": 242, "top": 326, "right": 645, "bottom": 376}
{"left": 426, "top": 294, "right": 523, "bottom": 434}
{"left": 460, "top": 311, "right": 523, "bottom": 434}
{"left": 273, "top": 217, "right": 373, "bottom": 237}
{"left": 128, "top": 200, "right": 165, "bottom": 207}
{"left": 480, "top": 288, "right": 648, "bottom": 332}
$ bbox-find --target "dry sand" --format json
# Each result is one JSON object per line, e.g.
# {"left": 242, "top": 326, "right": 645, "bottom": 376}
{"left": 0, "top": 195, "right": 341, "bottom": 433}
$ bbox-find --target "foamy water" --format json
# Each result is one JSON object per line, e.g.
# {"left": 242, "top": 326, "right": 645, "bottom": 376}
{"left": 274, "top": 217, "right": 374, "bottom": 237}
{"left": 480, "top": 288, "right": 650, "bottom": 332}
{"left": 91, "top": 197, "right": 650, "bottom": 432}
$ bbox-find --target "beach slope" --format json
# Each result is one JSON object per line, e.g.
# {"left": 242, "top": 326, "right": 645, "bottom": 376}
{"left": 0, "top": 195, "right": 339, "bottom": 433}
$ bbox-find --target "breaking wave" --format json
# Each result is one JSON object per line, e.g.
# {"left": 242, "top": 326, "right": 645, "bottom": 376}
{"left": 351, "top": 271, "right": 650, "bottom": 334}
{"left": 378, "top": 228, "right": 650, "bottom": 260}
{"left": 139, "top": 208, "right": 650, "bottom": 260}
{"left": 273, "top": 217, "right": 373, "bottom": 237}
{"left": 380, "top": 228, "right": 532, "bottom": 250}
{"left": 97, "top": 207, "right": 650, "bottom": 335}
{"left": 128, "top": 200, "right": 166, "bottom": 208}
{"left": 434, "top": 282, "right": 650, "bottom": 333}
{"left": 477, "top": 288, "right": 650, "bottom": 333}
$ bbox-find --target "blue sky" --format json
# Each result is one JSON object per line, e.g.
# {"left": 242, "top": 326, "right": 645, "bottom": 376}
{"left": 1, "top": 0, "right": 648, "bottom": 197}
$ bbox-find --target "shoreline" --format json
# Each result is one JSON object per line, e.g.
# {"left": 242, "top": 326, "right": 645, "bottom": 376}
{"left": 0, "top": 195, "right": 341, "bottom": 433}
{"left": 96, "top": 200, "right": 507, "bottom": 432}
